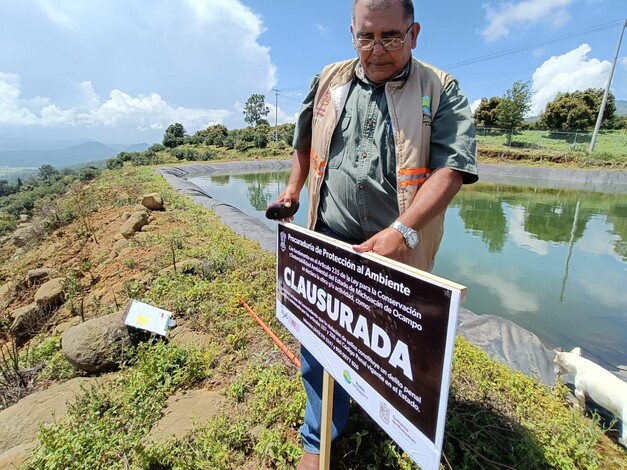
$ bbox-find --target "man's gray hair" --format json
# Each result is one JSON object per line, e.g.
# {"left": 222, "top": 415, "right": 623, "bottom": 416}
{"left": 352, "top": 0, "right": 415, "bottom": 24}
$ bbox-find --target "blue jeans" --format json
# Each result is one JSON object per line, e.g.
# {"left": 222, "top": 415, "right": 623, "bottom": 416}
{"left": 300, "top": 221, "right": 361, "bottom": 453}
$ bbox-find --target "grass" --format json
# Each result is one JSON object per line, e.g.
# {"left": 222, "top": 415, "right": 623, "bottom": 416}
{"left": 476, "top": 128, "right": 627, "bottom": 168}
{"left": 0, "top": 164, "right": 624, "bottom": 469}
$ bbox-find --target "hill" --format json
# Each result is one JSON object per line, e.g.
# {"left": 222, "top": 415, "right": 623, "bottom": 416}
{"left": 616, "top": 99, "right": 627, "bottom": 116}
{"left": 0, "top": 141, "right": 151, "bottom": 168}
{"left": 0, "top": 142, "right": 117, "bottom": 168}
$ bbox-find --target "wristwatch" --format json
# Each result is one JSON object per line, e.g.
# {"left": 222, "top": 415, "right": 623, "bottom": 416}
{"left": 390, "top": 221, "right": 419, "bottom": 249}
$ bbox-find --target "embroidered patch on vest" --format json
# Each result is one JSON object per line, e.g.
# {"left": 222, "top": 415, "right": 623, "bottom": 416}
{"left": 313, "top": 89, "right": 332, "bottom": 121}
{"left": 422, "top": 96, "right": 432, "bottom": 126}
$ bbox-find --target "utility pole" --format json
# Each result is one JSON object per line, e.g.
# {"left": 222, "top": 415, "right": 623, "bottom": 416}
{"left": 272, "top": 88, "right": 280, "bottom": 142}
{"left": 589, "top": 19, "right": 626, "bottom": 152}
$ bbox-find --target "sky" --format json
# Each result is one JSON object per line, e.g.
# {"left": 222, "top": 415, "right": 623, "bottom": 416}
{"left": 0, "top": 0, "right": 625, "bottom": 146}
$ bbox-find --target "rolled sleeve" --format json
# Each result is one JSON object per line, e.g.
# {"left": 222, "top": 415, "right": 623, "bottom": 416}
{"left": 429, "top": 81, "right": 478, "bottom": 184}
{"left": 292, "top": 75, "right": 320, "bottom": 152}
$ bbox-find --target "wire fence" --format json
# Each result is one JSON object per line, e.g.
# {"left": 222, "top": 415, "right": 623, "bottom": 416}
{"left": 475, "top": 127, "right": 627, "bottom": 154}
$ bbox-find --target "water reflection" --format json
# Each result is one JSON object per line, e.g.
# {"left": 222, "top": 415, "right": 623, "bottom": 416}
{"left": 190, "top": 172, "right": 627, "bottom": 371}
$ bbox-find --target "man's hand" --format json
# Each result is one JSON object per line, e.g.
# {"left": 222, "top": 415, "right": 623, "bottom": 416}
{"left": 352, "top": 227, "right": 411, "bottom": 264}
{"left": 269, "top": 149, "right": 310, "bottom": 222}
{"left": 270, "top": 185, "right": 301, "bottom": 222}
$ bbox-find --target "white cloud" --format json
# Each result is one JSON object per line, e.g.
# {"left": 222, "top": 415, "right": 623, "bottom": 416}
{"left": 266, "top": 102, "right": 298, "bottom": 125}
{"left": 508, "top": 205, "right": 549, "bottom": 255}
{"left": 456, "top": 256, "right": 540, "bottom": 313}
{"left": 0, "top": 0, "right": 278, "bottom": 141}
{"left": 530, "top": 44, "right": 611, "bottom": 115}
{"left": 481, "top": 0, "right": 573, "bottom": 42}
{"left": 0, "top": 72, "right": 231, "bottom": 133}
{"left": 577, "top": 220, "right": 624, "bottom": 263}
{"left": 0, "top": 73, "right": 38, "bottom": 125}
{"left": 470, "top": 98, "right": 482, "bottom": 114}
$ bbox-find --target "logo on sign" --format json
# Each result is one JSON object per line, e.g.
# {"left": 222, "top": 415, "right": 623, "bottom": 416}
{"left": 379, "top": 402, "right": 390, "bottom": 424}
{"left": 280, "top": 231, "right": 287, "bottom": 252}
{"left": 422, "top": 96, "right": 432, "bottom": 126}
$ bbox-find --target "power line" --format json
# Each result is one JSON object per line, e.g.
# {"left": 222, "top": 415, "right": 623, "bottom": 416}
{"left": 447, "top": 19, "right": 624, "bottom": 69}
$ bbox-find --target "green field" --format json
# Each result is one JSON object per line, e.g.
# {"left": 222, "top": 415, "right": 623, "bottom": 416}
{"left": 476, "top": 128, "right": 627, "bottom": 155}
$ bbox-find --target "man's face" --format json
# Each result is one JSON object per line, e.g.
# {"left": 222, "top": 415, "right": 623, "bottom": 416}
{"left": 351, "top": 0, "right": 419, "bottom": 83}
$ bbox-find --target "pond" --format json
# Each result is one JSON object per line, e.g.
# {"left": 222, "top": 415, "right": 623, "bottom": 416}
{"left": 189, "top": 170, "right": 627, "bottom": 372}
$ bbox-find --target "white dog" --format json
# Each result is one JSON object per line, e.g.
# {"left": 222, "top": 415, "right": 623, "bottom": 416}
{"left": 554, "top": 347, "right": 626, "bottom": 448}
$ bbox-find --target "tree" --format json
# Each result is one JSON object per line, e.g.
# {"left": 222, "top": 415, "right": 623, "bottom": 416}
{"left": 243, "top": 94, "right": 270, "bottom": 126}
{"left": 474, "top": 97, "right": 501, "bottom": 127}
{"left": 539, "top": 88, "right": 616, "bottom": 131}
{"left": 0, "top": 179, "right": 15, "bottom": 197}
{"left": 163, "top": 123, "right": 187, "bottom": 148}
{"left": 496, "top": 81, "right": 531, "bottom": 131}
{"left": 196, "top": 124, "right": 229, "bottom": 145}
{"left": 38, "top": 164, "right": 60, "bottom": 180}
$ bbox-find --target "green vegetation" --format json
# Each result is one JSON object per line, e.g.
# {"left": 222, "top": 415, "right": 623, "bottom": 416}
{"left": 540, "top": 89, "right": 618, "bottom": 131}
{"left": 102, "top": 122, "right": 295, "bottom": 171}
{"left": 0, "top": 164, "right": 102, "bottom": 237}
{"left": 476, "top": 129, "right": 627, "bottom": 164}
{"left": 0, "top": 165, "right": 623, "bottom": 469}
{"left": 473, "top": 83, "right": 627, "bottom": 164}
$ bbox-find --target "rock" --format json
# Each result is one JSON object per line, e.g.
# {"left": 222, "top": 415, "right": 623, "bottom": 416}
{"left": 8, "top": 303, "right": 41, "bottom": 345}
{"left": 0, "top": 377, "right": 95, "bottom": 455}
{"left": 110, "top": 239, "right": 130, "bottom": 259}
{"left": 11, "top": 227, "right": 31, "bottom": 248}
{"left": 18, "top": 214, "right": 31, "bottom": 224}
{"left": 34, "top": 277, "right": 65, "bottom": 310}
{"left": 169, "top": 326, "right": 211, "bottom": 350}
{"left": 119, "top": 212, "right": 149, "bottom": 239}
{"left": 144, "top": 389, "right": 225, "bottom": 445}
{"left": 27, "top": 268, "right": 57, "bottom": 284}
{"left": 140, "top": 193, "right": 164, "bottom": 211}
{"left": 53, "top": 316, "right": 82, "bottom": 335}
{"left": 0, "top": 281, "right": 15, "bottom": 307}
{"left": 61, "top": 311, "right": 134, "bottom": 373}
{"left": 0, "top": 441, "right": 35, "bottom": 469}
{"left": 9, "top": 303, "right": 47, "bottom": 346}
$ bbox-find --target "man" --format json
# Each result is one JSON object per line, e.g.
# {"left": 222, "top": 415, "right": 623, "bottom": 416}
{"left": 276, "top": 1, "right": 478, "bottom": 468}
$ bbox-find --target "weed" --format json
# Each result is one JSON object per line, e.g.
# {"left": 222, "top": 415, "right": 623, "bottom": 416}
{"left": 26, "top": 337, "right": 77, "bottom": 383}
{"left": 0, "top": 341, "right": 39, "bottom": 409}
{"left": 64, "top": 271, "right": 85, "bottom": 320}
{"left": 137, "top": 416, "right": 254, "bottom": 470}
{"left": 255, "top": 428, "right": 302, "bottom": 468}
{"left": 123, "top": 279, "right": 146, "bottom": 299}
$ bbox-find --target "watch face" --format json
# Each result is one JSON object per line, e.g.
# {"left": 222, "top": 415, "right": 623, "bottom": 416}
{"left": 407, "top": 232, "right": 419, "bottom": 248}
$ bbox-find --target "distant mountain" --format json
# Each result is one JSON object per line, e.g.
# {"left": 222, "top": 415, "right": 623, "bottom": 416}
{"left": 107, "top": 142, "right": 151, "bottom": 153}
{"left": 0, "top": 141, "right": 118, "bottom": 168}
{"left": 616, "top": 100, "right": 627, "bottom": 116}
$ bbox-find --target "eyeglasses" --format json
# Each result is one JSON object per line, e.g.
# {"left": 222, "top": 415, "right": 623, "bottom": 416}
{"left": 353, "top": 24, "right": 414, "bottom": 51}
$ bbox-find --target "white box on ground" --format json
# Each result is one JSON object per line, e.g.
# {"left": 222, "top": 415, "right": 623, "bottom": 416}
{"left": 124, "top": 300, "right": 175, "bottom": 336}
